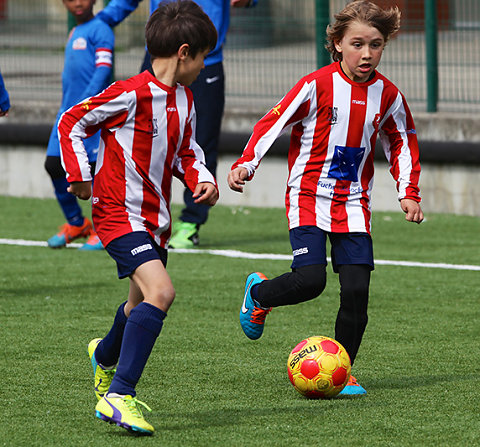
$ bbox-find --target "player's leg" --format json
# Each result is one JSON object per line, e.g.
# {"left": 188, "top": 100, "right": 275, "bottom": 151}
{"left": 169, "top": 62, "right": 225, "bottom": 248}
{"left": 239, "top": 226, "right": 328, "bottom": 340}
{"left": 95, "top": 232, "right": 170, "bottom": 434}
{"left": 329, "top": 232, "right": 373, "bottom": 396}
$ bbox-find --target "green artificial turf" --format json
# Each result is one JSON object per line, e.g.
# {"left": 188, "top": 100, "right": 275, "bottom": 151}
{"left": 1, "top": 196, "right": 479, "bottom": 446}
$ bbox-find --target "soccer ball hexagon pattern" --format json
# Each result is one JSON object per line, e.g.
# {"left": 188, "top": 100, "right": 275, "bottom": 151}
{"left": 287, "top": 336, "right": 351, "bottom": 398}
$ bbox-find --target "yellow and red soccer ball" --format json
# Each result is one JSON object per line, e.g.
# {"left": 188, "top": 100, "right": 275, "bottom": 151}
{"left": 287, "top": 336, "right": 351, "bottom": 398}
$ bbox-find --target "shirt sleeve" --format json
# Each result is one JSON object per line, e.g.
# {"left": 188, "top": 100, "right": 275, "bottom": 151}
{"left": 231, "top": 78, "right": 313, "bottom": 179}
{"left": 173, "top": 103, "right": 218, "bottom": 192}
{"left": 379, "top": 91, "right": 421, "bottom": 202}
{"left": 81, "top": 24, "right": 115, "bottom": 99}
{"left": 96, "top": 0, "right": 142, "bottom": 27}
{"left": 58, "top": 82, "right": 129, "bottom": 183}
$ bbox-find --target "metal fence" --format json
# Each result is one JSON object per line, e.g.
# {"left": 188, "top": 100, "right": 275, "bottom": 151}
{"left": 0, "top": 0, "right": 479, "bottom": 119}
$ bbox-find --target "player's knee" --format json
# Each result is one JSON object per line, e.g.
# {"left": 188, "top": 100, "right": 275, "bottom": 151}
{"left": 44, "top": 156, "right": 65, "bottom": 179}
{"left": 147, "top": 286, "right": 176, "bottom": 311}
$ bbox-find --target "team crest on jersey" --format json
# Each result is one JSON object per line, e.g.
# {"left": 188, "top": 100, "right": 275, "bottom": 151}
{"left": 148, "top": 118, "right": 158, "bottom": 137}
{"left": 72, "top": 37, "right": 87, "bottom": 50}
{"left": 372, "top": 113, "right": 382, "bottom": 131}
{"left": 327, "top": 106, "right": 338, "bottom": 125}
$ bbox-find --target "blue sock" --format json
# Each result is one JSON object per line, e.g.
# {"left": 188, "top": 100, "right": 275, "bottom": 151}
{"left": 52, "top": 177, "right": 83, "bottom": 226}
{"left": 108, "top": 302, "right": 167, "bottom": 397}
{"left": 95, "top": 301, "right": 128, "bottom": 367}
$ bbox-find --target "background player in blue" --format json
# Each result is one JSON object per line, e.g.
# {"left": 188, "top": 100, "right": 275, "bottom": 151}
{"left": 45, "top": 0, "right": 114, "bottom": 250}
{"left": 0, "top": 70, "right": 10, "bottom": 117}
{"left": 97, "top": 0, "right": 257, "bottom": 248}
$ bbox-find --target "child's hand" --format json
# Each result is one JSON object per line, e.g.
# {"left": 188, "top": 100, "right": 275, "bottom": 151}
{"left": 193, "top": 182, "right": 218, "bottom": 206}
{"left": 67, "top": 181, "right": 92, "bottom": 200}
{"left": 227, "top": 167, "right": 249, "bottom": 192}
{"left": 400, "top": 198, "right": 424, "bottom": 224}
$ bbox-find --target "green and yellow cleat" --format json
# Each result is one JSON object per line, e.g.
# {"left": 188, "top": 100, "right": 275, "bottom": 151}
{"left": 95, "top": 394, "right": 154, "bottom": 435}
{"left": 87, "top": 338, "right": 115, "bottom": 400}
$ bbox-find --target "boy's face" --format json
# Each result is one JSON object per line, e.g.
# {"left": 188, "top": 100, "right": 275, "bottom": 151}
{"left": 63, "top": 0, "right": 95, "bottom": 24}
{"left": 335, "top": 21, "right": 385, "bottom": 83}
{"left": 177, "top": 48, "right": 210, "bottom": 86}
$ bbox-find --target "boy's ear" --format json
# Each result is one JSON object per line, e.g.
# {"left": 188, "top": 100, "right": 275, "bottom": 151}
{"left": 178, "top": 43, "right": 190, "bottom": 60}
{"left": 334, "top": 40, "right": 343, "bottom": 54}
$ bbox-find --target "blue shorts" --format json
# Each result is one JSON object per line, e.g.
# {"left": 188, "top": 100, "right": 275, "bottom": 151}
{"left": 105, "top": 231, "right": 168, "bottom": 279}
{"left": 289, "top": 226, "right": 374, "bottom": 273}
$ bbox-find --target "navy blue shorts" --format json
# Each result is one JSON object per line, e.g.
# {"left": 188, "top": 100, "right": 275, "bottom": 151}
{"left": 289, "top": 226, "right": 374, "bottom": 273}
{"left": 105, "top": 231, "right": 168, "bottom": 279}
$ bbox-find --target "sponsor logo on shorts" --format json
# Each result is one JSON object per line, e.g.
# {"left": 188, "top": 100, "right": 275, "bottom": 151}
{"left": 131, "top": 243, "right": 153, "bottom": 256}
{"left": 293, "top": 247, "right": 309, "bottom": 257}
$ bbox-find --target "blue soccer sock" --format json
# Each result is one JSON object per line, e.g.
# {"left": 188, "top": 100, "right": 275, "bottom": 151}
{"left": 108, "top": 302, "right": 167, "bottom": 397}
{"left": 51, "top": 177, "right": 84, "bottom": 226}
{"left": 94, "top": 301, "right": 128, "bottom": 368}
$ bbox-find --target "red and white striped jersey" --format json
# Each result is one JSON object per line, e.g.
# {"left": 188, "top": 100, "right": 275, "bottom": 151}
{"left": 58, "top": 70, "right": 217, "bottom": 248}
{"left": 232, "top": 62, "right": 421, "bottom": 234}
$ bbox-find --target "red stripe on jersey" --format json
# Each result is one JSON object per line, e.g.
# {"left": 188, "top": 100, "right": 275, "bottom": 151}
{"left": 132, "top": 84, "right": 160, "bottom": 234}
{"left": 297, "top": 79, "right": 332, "bottom": 226}
{"left": 330, "top": 84, "right": 367, "bottom": 232}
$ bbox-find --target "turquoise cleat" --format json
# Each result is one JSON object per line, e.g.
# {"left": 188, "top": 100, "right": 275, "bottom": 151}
{"left": 240, "top": 272, "right": 271, "bottom": 340}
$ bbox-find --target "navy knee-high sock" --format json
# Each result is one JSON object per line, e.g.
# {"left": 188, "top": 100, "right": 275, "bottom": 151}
{"left": 94, "top": 301, "right": 128, "bottom": 368}
{"left": 52, "top": 177, "right": 84, "bottom": 226}
{"left": 108, "top": 302, "right": 166, "bottom": 397}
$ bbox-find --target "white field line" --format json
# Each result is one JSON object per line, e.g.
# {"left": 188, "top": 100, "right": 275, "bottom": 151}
{"left": 1, "top": 238, "right": 479, "bottom": 272}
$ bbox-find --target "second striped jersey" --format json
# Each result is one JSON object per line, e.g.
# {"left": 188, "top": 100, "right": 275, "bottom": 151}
{"left": 232, "top": 62, "right": 421, "bottom": 234}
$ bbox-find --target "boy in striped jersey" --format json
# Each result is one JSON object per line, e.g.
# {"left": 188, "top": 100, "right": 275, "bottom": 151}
{"left": 45, "top": 0, "right": 114, "bottom": 250}
{"left": 58, "top": 0, "right": 218, "bottom": 435}
{"left": 228, "top": 0, "right": 424, "bottom": 396}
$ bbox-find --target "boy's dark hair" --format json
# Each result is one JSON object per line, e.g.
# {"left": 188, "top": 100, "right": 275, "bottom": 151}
{"left": 145, "top": 0, "right": 217, "bottom": 60}
{"left": 326, "top": 0, "right": 401, "bottom": 62}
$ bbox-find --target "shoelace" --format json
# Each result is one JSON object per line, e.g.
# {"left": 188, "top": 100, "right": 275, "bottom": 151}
{"left": 347, "top": 375, "right": 358, "bottom": 386}
{"left": 124, "top": 397, "right": 152, "bottom": 418}
{"left": 250, "top": 306, "right": 271, "bottom": 324}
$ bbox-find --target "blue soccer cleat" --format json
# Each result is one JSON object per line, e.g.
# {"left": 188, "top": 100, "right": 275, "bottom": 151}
{"left": 240, "top": 272, "right": 271, "bottom": 340}
{"left": 338, "top": 375, "right": 367, "bottom": 396}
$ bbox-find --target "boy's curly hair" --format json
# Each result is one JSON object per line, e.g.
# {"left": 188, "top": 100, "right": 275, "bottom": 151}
{"left": 326, "top": 0, "right": 401, "bottom": 62}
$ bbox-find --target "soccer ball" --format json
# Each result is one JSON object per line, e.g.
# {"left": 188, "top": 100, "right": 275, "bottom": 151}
{"left": 287, "top": 336, "right": 351, "bottom": 398}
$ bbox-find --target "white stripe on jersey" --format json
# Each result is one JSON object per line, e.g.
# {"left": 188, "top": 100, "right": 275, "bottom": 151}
{"left": 150, "top": 82, "right": 170, "bottom": 238}
{"left": 287, "top": 81, "right": 317, "bottom": 228}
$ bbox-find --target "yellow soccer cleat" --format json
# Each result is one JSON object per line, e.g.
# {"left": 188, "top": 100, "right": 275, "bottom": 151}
{"left": 87, "top": 338, "right": 115, "bottom": 400}
{"left": 95, "top": 394, "right": 154, "bottom": 435}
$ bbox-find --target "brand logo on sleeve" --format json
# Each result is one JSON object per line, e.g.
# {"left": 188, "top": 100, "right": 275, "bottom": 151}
{"left": 271, "top": 104, "right": 282, "bottom": 116}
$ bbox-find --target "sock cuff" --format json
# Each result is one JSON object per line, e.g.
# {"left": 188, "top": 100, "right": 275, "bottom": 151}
{"left": 128, "top": 302, "right": 166, "bottom": 335}
{"left": 115, "top": 300, "right": 128, "bottom": 326}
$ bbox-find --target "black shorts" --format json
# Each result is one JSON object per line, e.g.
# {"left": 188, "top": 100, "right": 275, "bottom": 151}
{"left": 289, "top": 226, "right": 374, "bottom": 272}
{"left": 105, "top": 231, "right": 168, "bottom": 279}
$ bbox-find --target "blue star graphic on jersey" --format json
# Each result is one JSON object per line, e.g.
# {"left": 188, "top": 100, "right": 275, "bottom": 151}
{"left": 328, "top": 145, "right": 366, "bottom": 182}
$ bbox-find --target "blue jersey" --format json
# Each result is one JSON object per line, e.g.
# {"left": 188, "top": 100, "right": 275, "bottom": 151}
{"left": 0, "top": 71, "right": 10, "bottom": 112}
{"left": 97, "top": 0, "right": 257, "bottom": 66}
{"left": 48, "top": 16, "right": 114, "bottom": 159}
